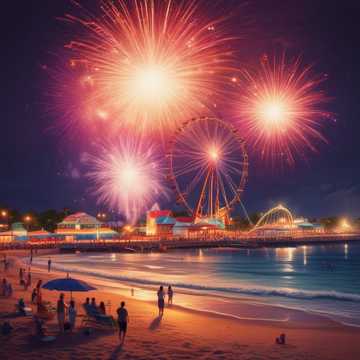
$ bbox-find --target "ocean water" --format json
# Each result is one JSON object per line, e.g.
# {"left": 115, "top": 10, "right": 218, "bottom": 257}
{"left": 32, "top": 242, "right": 360, "bottom": 326}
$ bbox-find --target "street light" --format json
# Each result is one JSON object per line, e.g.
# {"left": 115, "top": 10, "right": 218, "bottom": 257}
{"left": 24, "top": 215, "right": 32, "bottom": 231}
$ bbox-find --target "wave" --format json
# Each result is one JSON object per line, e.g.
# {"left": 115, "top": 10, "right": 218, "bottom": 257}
{"left": 33, "top": 260, "right": 360, "bottom": 303}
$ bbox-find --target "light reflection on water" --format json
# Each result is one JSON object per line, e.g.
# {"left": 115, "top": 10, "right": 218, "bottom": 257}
{"left": 33, "top": 242, "right": 360, "bottom": 326}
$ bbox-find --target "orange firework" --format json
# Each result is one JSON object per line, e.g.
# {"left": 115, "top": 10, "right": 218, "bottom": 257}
{"left": 236, "top": 54, "right": 332, "bottom": 164}
{"left": 62, "top": 0, "right": 236, "bottom": 135}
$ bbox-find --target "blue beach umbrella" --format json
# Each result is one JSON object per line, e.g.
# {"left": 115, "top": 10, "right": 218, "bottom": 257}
{"left": 42, "top": 274, "right": 96, "bottom": 299}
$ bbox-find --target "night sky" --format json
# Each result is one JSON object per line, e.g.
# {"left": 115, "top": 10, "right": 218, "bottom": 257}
{"left": 1, "top": 0, "right": 360, "bottom": 219}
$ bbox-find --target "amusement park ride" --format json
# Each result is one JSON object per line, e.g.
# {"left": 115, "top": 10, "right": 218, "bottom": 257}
{"left": 166, "top": 117, "right": 248, "bottom": 227}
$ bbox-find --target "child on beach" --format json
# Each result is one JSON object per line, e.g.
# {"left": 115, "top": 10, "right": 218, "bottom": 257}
{"left": 167, "top": 286, "right": 173, "bottom": 305}
{"left": 116, "top": 301, "right": 129, "bottom": 345}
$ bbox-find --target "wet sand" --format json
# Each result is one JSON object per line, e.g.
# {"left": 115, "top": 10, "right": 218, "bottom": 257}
{"left": 1, "top": 250, "right": 359, "bottom": 360}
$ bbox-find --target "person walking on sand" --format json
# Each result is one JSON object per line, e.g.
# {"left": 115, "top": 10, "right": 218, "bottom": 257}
{"left": 116, "top": 301, "right": 129, "bottom": 345}
{"left": 48, "top": 258, "right": 52, "bottom": 273}
{"left": 167, "top": 285, "right": 173, "bottom": 305}
{"left": 57, "top": 293, "right": 66, "bottom": 333}
{"left": 157, "top": 286, "right": 165, "bottom": 316}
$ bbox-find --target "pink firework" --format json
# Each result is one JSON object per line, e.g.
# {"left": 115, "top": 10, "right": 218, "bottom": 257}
{"left": 236, "top": 54, "right": 332, "bottom": 164}
{"left": 87, "top": 139, "right": 166, "bottom": 223}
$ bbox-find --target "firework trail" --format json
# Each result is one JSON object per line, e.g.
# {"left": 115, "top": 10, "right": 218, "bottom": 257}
{"left": 87, "top": 138, "right": 167, "bottom": 224}
{"left": 57, "top": 0, "right": 236, "bottom": 136}
{"left": 235, "top": 53, "right": 332, "bottom": 164}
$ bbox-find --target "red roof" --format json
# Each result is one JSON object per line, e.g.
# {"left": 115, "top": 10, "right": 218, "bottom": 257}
{"left": 148, "top": 210, "right": 172, "bottom": 219}
{"left": 175, "top": 217, "right": 193, "bottom": 223}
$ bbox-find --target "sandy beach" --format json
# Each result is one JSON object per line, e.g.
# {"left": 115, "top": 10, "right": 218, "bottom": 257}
{"left": 1, "top": 250, "right": 360, "bottom": 360}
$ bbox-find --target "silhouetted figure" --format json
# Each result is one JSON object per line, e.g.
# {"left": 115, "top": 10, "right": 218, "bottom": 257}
{"left": 68, "top": 300, "right": 77, "bottom": 332}
{"left": 276, "top": 333, "right": 286, "bottom": 345}
{"left": 57, "top": 293, "right": 66, "bottom": 333}
{"left": 116, "top": 301, "right": 129, "bottom": 344}
{"left": 99, "top": 301, "right": 106, "bottom": 315}
{"left": 167, "top": 285, "right": 173, "bottom": 305}
{"left": 157, "top": 286, "right": 165, "bottom": 316}
{"left": 48, "top": 259, "right": 52, "bottom": 273}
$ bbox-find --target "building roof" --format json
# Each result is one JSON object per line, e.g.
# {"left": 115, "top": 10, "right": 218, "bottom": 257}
{"left": 11, "top": 222, "right": 26, "bottom": 231}
{"left": 28, "top": 230, "right": 51, "bottom": 236}
{"left": 156, "top": 216, "right": 176, "bottom": 225}
{"left": 59, "top": 212, "right": 101, "bottom": 226}
{"left": 147, "top": 210, "right": 172, "bottom": 219}
{"left": 175, "top": 217, "right": 193, "bottom": 223}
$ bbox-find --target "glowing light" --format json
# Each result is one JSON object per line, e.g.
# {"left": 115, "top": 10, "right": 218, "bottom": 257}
{"left": 57, "top": 0, "right": 235, "bottom": 135}
{"left": 123, "top": 225, "right": 133, "bottom": 232}
{"left": 97, "top": 109, "right": 108, "bottom": 120}
{"left": 208, "top": 147, "right": 219, "bottom": 162}
{"left": 1, "top": 210, "right": 7, "bottom": 217}
{"left": 236, "top": 53, "right": 331, "bottom": 164}
{"left": 87, "top": 138, "right": 167, "bottom": 224}
{"left": 340, "top": 219, "right": 351, "bottom": 229}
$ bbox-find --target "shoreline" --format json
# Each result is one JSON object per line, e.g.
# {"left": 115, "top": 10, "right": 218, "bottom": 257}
{"left": 1, "top": 250, "right": 360, "bottom": 359}
{"left": 22, "top": 251, "right": 360, "bottom": 329}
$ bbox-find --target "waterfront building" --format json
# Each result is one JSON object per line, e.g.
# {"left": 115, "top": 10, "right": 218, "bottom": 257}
{"left": 56, "top": 212, "right": 118, "bottom": 241}
{"left": 146, "top": 209, "right": 172, "bottom": 236}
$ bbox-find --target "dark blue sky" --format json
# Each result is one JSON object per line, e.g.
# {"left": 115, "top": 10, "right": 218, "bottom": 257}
{"left": 1, "top": 1, "right": 360, "bottom": 219}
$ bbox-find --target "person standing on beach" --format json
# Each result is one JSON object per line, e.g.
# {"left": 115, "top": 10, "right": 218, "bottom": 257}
{"left": 57, "top": 293, "right": 66, "bottom": 333}
{"left": 36, "top": 280, "right": 43, "bottom": 311}
{"left": 19, "top": 268, "right": 23, "bottom": 285}
{"left": 167, "top": 285, "right": 173, "bottom": 305}
{"left": 68, "top": 300, "right": 77, "bottom": 332}
{"left": 27, "top": 271, "right": 31, "bottom": 289}
{"left": 48, "top": 259, "right": 52, "bottom": 273}
{"left": 116, "top": 301, "right": 129, "bottom": 345}
{"left": 157, "top": 286, "right": 165, "bottom": 316}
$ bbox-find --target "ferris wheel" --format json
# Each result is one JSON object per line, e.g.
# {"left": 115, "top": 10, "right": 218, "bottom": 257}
{"left": 167, "top": 116, "right": 248, "bottom": 222}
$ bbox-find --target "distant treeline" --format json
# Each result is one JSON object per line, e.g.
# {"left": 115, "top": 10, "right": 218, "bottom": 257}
{"left": 0, "top": 205, "right": 359, "bottom": 232}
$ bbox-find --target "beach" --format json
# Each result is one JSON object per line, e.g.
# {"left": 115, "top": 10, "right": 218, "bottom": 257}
{"left": 1, "top": 250, "right": 360, "bottom": 360}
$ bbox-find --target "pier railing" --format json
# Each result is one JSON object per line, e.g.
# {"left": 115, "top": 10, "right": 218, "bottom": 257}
{"left": 0, "top": 233, "right": 359, "bottom": 252}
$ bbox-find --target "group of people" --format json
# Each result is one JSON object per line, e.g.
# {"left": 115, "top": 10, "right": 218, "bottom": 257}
{"left": 56, "top": 293, "right": 77, "bottom": 333}
{"left": 157, "top": 285, "right": 174, "bottom": 316}
{"left": 84, "top": 297, "right": 107, "bottom": 315}
{"left": 1, "top": 278, "right": 13, "bottom": 297}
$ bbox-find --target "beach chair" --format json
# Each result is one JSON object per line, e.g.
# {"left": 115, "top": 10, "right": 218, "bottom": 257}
{"left": 37, "top": 302, "right": 56, "bottom": 320}
{"left": 81, "top": 305, "right": 117, "bottom": 330}
{"left": 15, "top": 304, "right": 33, "bottom": 317}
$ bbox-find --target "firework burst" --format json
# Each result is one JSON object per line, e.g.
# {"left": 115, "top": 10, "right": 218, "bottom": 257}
{"left": 59, "top": 0, "right": 235, "bottom": 136}
{"left": 236, "top": 54, "right": 331, "bottom": 164}
{"left": 87, "top": 139, "right": 166, "bottom": 224}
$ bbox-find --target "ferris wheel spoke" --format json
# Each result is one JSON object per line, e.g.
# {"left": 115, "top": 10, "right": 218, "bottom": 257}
{"left": 184, "top": 164, "right": 210, "bottom": 196}
{"left": 169, "top": 117, "right": 248, "bottom": 219}
{"left": 173, "top": 158, "right": 208, "bottom": 177}
{"left": 217, "top": 172, "right": 231, "bottom": 210}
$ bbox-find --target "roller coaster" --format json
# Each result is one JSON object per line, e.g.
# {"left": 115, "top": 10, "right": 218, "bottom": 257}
{"left": 249, "top": 204, "right": 295, "bottom": 234}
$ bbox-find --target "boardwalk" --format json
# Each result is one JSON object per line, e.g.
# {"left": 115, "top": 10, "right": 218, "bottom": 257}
{"left": 1, "top": 233, "right": 359, "bottom": 253}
